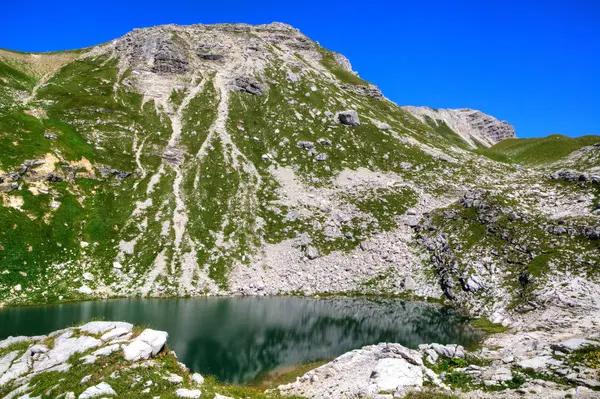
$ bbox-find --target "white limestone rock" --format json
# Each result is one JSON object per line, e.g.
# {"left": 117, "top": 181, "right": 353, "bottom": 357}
{"left": 78, "top": 382, "right": 116, "bottom": 398}
{"left": 191, "top": 373, "right": 205, "bottom": 385}
{"left": 33, "top": 335, "right": 101, "bottom": 372}
{"left": 80, "top": 321, "right": 133, "bottom": 335}
{"left": 92, "top": 344, "right": 121, "bottom": 357}
{"left": 551, "top": 338, "right": 598, "bottom": 353}
{"left": 165, "top": 372, "right": 184, "bottom": 383}
{"left": 277, "top": 343, "right": 439, "bottom": 399}
{"left": 0, "top": 348, "right": 32, "bottom": 385}
{"left": 370, "top": 358, "right": 423, "bottom": 391}
{"left": 123, "top": 329, "right": 168, "bottom": 361}
{"left": 175, "top": 388, "right": 202, "bottom": 398}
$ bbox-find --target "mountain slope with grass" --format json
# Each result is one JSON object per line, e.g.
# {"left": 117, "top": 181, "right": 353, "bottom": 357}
{"left": 0, "top": 22, "right": 598, "bottom": 333}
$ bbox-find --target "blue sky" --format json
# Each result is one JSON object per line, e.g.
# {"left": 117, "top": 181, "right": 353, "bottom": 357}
{"left": 2, "top": 0, "right": 599, "bottom": 138}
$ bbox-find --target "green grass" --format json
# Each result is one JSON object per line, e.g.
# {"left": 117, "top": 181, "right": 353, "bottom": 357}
{"left": 401, "top": 391, "right": 461, "bottom": 399}
{"left": 422, "top": 115, "right": 472, "bottom": 150}
{"left": 317, "top": 47, "right": 370, "bottom": 86}
{"left": 251, "top": 360, "right": 328, "bottom": 390}
{"left": 476, "top": 134, "right": 600, "bottom": 165}
{"left": 568, "top": 345, "right": 600, "bottom": 369}
{"left": 470, "top": 318, "right": 508, "bottom": 334}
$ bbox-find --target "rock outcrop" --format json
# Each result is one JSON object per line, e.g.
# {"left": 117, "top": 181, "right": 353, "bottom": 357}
{"left": 278, "top": 343, "right": 446, "bottom": 398}
{"left": 0, "top": 322, "right": 206, "bottom": 399}
{"left": 404, "top": 106, "right": 516, "bottom": 147}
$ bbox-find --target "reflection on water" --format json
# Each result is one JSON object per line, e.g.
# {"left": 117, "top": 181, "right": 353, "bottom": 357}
{"left": 0, "top": 297, "right": 482, "bottom": 383}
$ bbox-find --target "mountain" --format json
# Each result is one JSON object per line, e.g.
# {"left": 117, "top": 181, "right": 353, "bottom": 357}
{"left": 0, "top": 23, "right": 598, "bottom": 330}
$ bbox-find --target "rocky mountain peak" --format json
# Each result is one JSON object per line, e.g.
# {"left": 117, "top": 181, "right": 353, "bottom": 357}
{"left": 83, "top": 22, "right": 363, "bottom": 111}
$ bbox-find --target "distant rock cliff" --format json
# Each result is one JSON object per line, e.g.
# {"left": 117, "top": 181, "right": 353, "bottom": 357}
{"left": 404, "top": 106, "right": 516, "bottom": 148}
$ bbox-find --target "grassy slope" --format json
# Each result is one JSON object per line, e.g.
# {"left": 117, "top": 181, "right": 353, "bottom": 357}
{"left": 0, "top": 54, "right": 178, "bottom": 303}
{"left": 476, "top": 134, "right": 600, "bottom": 165}
{"left": 3, "top": 38, "right": 595, "bottom": 304}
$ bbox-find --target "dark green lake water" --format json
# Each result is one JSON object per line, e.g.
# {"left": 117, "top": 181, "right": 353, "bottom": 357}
{"left": 0, "top": 297, "right": 482, "bottom": 383}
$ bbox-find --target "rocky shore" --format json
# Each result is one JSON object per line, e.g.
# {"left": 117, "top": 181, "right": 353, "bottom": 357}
{"left": 1, "top": 320, "right": 599, "bottom": 398}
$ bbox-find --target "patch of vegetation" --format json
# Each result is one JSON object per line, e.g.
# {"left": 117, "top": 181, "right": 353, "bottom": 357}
{"left": 401, "top": 391, "right": 461, "bottom": 399}
{"left": 422, "top": 115, "right": 471, "bottom": 151}
{"left": 476, "top": 134, "right": 600, "bottom": 165}
{"left": 351, "top": 186, "right": 419, "bottom": 231}
{"left": 568, "top": 345, "right": 600, "bottom": 369}
{"left": 317, "top": 47, "right": 370, "bottom": 86}
{"left": 513, "top": 365, "right": 570, "bottom": 386}
{"left": 251, "top": 360, "right": 328, "bottom": 390}
{"left": 470, "top": 318, "right": 507, "bottom": 335}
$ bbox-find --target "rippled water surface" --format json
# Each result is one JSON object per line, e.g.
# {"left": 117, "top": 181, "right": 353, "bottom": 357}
{"left": 0, "top": 297, "right": 482, "bottom": 383}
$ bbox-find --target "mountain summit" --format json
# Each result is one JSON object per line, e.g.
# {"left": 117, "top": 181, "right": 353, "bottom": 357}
{"left": 0, "top": 23, "right": 598, "bottom": 330}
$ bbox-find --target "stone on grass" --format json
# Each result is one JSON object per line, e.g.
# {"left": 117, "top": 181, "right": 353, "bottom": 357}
{"left": 336, "top": 110, "right": 360, "bottom": 126}
{"left": 78, "top": 382, "right": 116, "bottom": 399}
{"left": 77, "top": 285, "right": 93, "bottom": 295}
{"left": 175, "top": 388, "right": 202, "bottom": 398}
{"left": 192, "top": 373, "right": 205, "bottom": 385}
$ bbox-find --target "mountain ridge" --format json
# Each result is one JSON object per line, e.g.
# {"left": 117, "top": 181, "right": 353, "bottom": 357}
{"left": 0, "top": 23, "right": 598, "bottom": 334}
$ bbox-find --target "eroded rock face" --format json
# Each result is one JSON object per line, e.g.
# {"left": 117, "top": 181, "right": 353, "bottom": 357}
{"left": 404, "top": 106, "right": 516, "bottom": 147}
{"left": 230, "top": 76, "right": 266, "bottom": 95}
{"left": 152, "top": 39, "right": 189, "bottom": 74}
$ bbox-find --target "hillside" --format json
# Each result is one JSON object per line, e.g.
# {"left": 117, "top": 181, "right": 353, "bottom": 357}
{"left": 0, "top": 22, "right": 598, "bottom": 331}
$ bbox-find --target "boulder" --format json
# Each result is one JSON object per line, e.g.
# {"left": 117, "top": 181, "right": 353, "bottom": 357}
{"left": 123, "top": 329, "right": 168, "bottom": 361}
{"left": 231, "top": 77, "right": 265, "bottom": 95}
{"left": 402, "top": 276, "right": 416, "bottom": 291}
{"left": 551, "top": 338, "right": 598, "bottom": 353}
{"left": 376, "top": 121, "right": 391, "bottom": 130}
{"left": 336, "top": 110, "right": 361, "bottom": 126}
{"left": 77, "top": 285, "right": 93, "bottom": 295}
{"left": 191, "top": 373, "right": 205, "bottom": 385}
{"left": 517, "top": 356, "right": 556, "bottom": 371}
{"left": 175, "top": 389, "right": 202, "bottom": 398}
{"left": 430, "top": 343, "right": 465, "bottom": 359}
{"left": 305, "top": 245, "right": 319, "bottom": 260}
{"left": 79, "top": 382, "right": 116, "bottom": 399}
{"left": 277, "top": 343, "right": 440, "bottom": 399}
{"left": 371, "top": 358, "right": 423, "bottom": 391}
{"left": 296, "top": 141, "right": 315, "bottom": 150}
